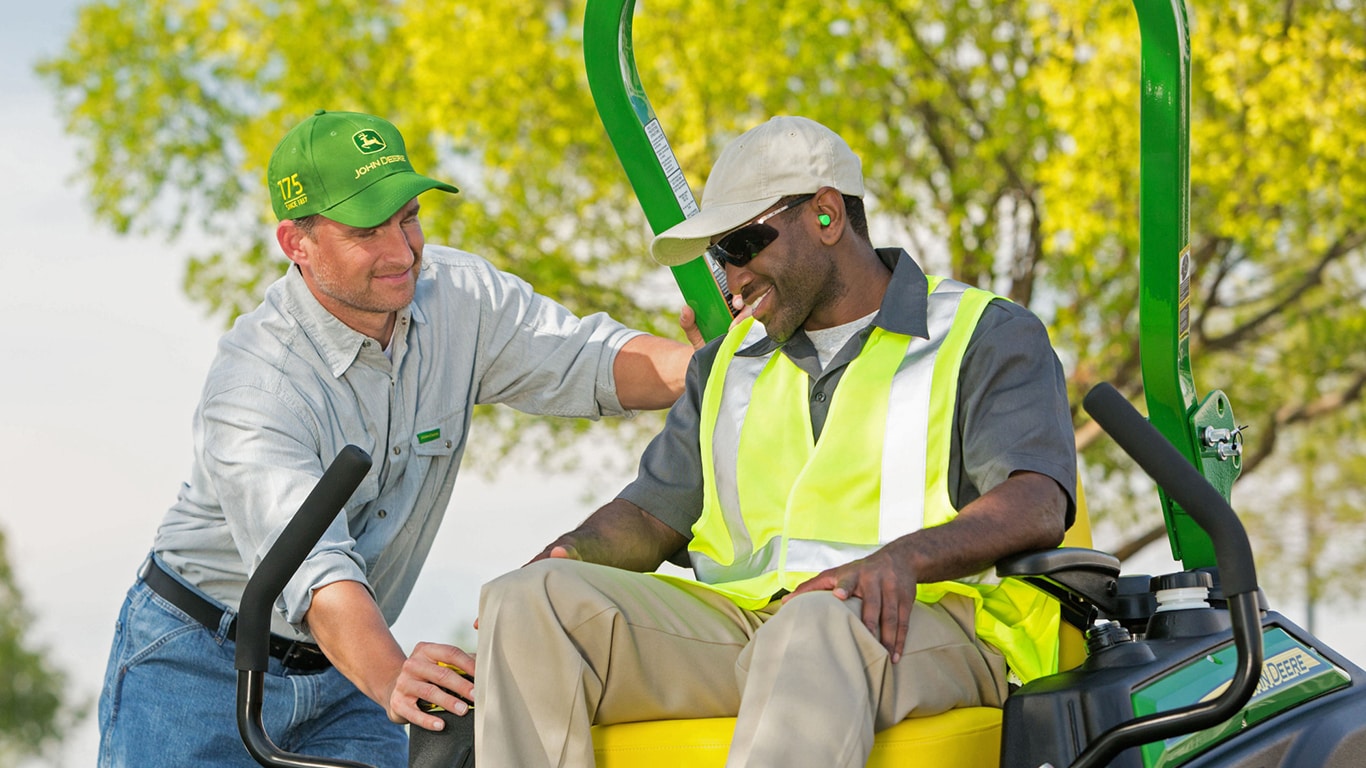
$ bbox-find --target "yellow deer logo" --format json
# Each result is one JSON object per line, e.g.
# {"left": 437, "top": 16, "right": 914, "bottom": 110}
{"left": 353, "top": 130, "right": 387, "bottom": 154}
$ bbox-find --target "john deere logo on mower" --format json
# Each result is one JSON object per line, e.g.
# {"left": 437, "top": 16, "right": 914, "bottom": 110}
{"left": 353, "top": 130, "right": 387, "bottom": 154}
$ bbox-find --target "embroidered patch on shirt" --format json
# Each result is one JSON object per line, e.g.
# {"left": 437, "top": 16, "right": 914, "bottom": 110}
{"left": 417, "top": 428, "right": 442, "bottom": 444}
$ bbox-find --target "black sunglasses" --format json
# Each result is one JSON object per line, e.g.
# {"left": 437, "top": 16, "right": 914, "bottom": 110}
{"left": 706, "top": 195, "right": 814, "bottom": 268}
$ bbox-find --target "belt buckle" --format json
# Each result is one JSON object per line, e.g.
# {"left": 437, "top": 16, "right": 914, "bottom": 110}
{"left": 280, "top": 640, "right": 324, "bottom": 671}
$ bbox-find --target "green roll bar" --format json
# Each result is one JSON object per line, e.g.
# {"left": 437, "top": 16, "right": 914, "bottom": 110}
{"left": 585, "top": 0, "right": 1244, "bottom": 569}
{"left": 582, "top": 0, "right": 735, "bottom": 341}
{"left": 1134, "top": 0, "right": 1242, "bottom": 569}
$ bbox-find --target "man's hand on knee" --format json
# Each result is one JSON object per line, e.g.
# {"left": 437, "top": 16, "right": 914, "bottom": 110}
{"left": 785, "top": 549, "right": 919, "bottom": 663}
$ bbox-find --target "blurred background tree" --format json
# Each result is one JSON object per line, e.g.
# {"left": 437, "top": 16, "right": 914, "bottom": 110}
{"left": 38, "top": 0, "right": 1366, "bottom": 610}
{"left": 0, "top": 528, "right": 77, "bottom": 766}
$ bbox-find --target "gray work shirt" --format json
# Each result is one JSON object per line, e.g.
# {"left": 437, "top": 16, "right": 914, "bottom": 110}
{"left": 155, "top": 245, "right": 641, "bottom": 639}
{"left": 620, "top": 248, "right": 1077, "bottom": 551}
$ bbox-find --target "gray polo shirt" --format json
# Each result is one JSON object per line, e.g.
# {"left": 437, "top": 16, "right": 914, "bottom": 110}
{"left": 155, "top": 245, "right": 641, "bottom": 639}
{"left": 620, "top": 248, "right": 1076, "bottom": 551}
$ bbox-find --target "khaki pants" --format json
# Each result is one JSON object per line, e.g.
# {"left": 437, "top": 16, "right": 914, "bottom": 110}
{"left": 475, "top": 559, "right": 1007, "bottom": 768}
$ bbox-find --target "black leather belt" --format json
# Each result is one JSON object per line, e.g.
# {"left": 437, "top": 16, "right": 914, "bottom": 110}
{"left": 141, "top": 557, "right": 332, "bottom": 673}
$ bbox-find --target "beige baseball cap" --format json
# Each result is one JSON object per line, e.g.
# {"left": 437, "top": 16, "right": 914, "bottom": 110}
{"left": 651, "top": 116, "right": 864, "bottom": 267}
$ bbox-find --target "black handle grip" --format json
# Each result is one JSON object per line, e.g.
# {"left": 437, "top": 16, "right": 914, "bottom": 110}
{"left": 235, "top": 445, "right": 372, "bottom": 672}
{"left": 235, "top": 446, "right": 374, "bottom": 768}
{"left": 1082, "top": 382, "right": 1258, "bottom": 597}
{"left": 1069, "top": 384, "right": 1263, "bottom": 768}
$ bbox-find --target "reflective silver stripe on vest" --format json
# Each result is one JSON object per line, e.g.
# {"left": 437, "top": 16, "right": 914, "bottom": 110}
{"left": 879, "top": 281, "right": 968, "bottom": 543}
{"left": 697, "top": 283, "right": 972, "bottom": 586}
{"left": 708, "top": 321, "right": 772, "bottom": 570}
{"left": 693, "top": 537, "right": 883, "bottom": 583}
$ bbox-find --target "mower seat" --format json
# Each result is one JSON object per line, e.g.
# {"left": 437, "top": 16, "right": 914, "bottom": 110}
{"left": 592, "top": 486, "right": 1094, "bottom": 767}
{"left": 592, "top": 707, "right": 1003, "bottom": 767}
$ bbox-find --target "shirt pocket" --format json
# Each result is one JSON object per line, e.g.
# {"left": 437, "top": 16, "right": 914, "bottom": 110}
{"left": 404, "top": 411, "right": 465, "bottom": 524}
{"left": 411, "top": 409, "right": 465, "bottom": 459}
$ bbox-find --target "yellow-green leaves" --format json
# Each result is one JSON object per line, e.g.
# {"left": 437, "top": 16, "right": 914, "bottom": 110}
{"left": 38, "top": 1, "right": 1366, "bottom": 583}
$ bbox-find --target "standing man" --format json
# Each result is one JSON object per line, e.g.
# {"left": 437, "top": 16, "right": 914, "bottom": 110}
{"left": 97, "top": 110, "right": 693, "bottom": 767}
{"left": 475, "top": 116, "right": 1077, "bottom": 767}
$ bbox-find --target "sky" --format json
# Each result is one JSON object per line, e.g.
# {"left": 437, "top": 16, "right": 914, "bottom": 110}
{"left": 2, "top": 3, "right": 1364, "bottom": 767}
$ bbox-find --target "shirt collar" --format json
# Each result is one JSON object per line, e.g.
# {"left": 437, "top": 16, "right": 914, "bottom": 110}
{"left": 737, "top": 247, "right": 930, "bottom": 358}
{"left": 282, "top": 267, "right": 414, "bottom": 378}
{"left": 870, "top": 247, "right": 930, "bottom": 338}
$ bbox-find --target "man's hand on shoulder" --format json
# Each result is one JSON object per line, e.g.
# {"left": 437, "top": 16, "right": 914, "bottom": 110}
{"left": 680, "top": 306, "right": 705, "bottom": 351}
{"left": 679, "top": 295, "right": 753, "bottom": 351}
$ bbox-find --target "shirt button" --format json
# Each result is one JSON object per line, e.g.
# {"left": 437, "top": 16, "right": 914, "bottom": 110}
{"left": 377, "top": 509, "right": 388, "bottom": 518}
{"left": 813, "top": 391, "right": 827, "bottom": 403}
{"left": 362, "top": 340, "right": 371, "bottom": 348}
{"left": 445, "top": 440, "right": 453, "bottom": 448}
{"left": 392, "top": 446, "right": 402, "bottom": 455}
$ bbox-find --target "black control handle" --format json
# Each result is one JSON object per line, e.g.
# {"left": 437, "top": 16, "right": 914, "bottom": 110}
{"left": 1070, "top": 384, "right": 1263, "bottom": 768}
{"left": 1082, "top": 383, "right": 1258, "bottom": 596}
{"left": 234, "top": 445, "right": 373, "bottom": 768}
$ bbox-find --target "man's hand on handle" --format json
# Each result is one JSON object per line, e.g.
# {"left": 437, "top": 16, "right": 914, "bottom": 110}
{"left": 388, "top": 642, "right": 478, "bottom": 729}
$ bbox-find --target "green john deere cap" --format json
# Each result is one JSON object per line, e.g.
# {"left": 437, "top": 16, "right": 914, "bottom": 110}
{"left": 267, "top": 110, "right": 459, "bottom": 228}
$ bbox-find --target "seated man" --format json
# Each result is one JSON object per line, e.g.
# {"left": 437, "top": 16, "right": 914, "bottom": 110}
{"left": 474, "top": 116, "right": 1077, "bottom": 768}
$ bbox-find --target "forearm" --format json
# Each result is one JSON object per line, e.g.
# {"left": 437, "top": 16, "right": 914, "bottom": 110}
{"left": 306, "top": 580, "right": 407, "bottom": 708}
{"left": 308, "top": 580, "right": 477, "bottom": 730}
{"left": 533, "top": 498, "right": 687, "bottom": 572}
{"left": 787, "top": 471, "right": 1067, "bottom": 660}
{"left": 613, "top": 334, "right": 692, "bottom": 410}
{"left": 889, "top": 471, "right": 1068, "bottom": 583}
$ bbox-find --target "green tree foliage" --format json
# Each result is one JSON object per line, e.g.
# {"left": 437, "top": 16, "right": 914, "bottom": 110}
{"left": 39, "top": 0, "right": 1366, "bottom": 591}
{"left": 0, "top": 529, "right": 72, "bottom": 765}
{"left": 1037, "top": 0, "right": 1366, "bottom": 561}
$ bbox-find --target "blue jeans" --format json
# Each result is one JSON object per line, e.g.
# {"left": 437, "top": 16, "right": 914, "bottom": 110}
{"left": 98, "top": 558, "right": 407, "bottom": 767}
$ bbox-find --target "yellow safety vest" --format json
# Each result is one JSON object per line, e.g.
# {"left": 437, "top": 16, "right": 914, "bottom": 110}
{"left": 683, "top": 276, "right": 1059, "bottom": 683}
